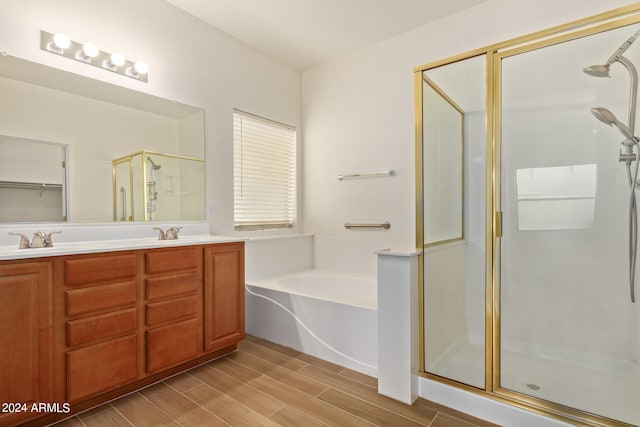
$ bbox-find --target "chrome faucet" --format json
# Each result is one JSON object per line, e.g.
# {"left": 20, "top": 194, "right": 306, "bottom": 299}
{"left": 153, "top": 227, "right": 182, "bottom": 240}
{"left": 8, "top": 230, "right": 62, "bottom": 249}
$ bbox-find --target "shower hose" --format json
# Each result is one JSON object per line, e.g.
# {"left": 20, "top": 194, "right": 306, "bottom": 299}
{"left": 627, "top": 154, "right": 638, "bottom": 303}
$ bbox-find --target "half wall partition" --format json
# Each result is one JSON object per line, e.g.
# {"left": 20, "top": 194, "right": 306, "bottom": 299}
{"left": 416, "top": 4, "right": 640, "bottom": 426}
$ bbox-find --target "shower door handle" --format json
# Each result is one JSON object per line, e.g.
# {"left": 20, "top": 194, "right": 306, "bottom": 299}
{"left": 120, "top": 187, "right": 127, "bottom": 221}
{"left": 495, "top": 211, "right": 503, "bottom": 238}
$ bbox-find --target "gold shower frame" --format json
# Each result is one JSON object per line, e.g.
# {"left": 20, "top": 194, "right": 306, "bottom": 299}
{"left": 414, "top": 3, "right": 640, "bottom": 426}
{"left": 421, "top": 74, "right": 465, "bottom": 248}
{"left": 112, "top": 150, "right": 205, "bottom": 221}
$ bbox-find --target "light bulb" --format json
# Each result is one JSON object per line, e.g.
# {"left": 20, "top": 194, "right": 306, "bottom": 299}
{"left": 134, "top": 60, "right": 148, "bottom": 75}
{"left": 82, "top": 42, "right": 99, "bottom": 58}
{"left": 52, "top": 33, "right": 71, "bottom": 50}
{"left": 110, "top": 52, "right": 125, "bottom": 67}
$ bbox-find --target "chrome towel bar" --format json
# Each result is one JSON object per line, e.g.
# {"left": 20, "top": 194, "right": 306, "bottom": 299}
{"left": 345, "top": 222, "right": 391, "bottom": 229}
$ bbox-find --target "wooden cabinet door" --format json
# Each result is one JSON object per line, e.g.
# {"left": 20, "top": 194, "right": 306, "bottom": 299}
{"left": 146, "top": 318, "right": 198, "bottom": 373}
{"left": 66, "top": 334, "right": 138, "bottom": 402}
{"left": 0, "top": 262, "right": 52, "bottom": 426}
{"left": 203, "top": 243, "right": 245, "bottom": 352}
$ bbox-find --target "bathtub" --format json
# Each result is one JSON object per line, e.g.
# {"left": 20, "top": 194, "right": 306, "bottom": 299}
{"left": 245, "top": 269, "right": 378, "bottom": 376}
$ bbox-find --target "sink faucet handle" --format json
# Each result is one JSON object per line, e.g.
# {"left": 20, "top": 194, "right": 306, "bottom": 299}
{"left": 166, "top": 226, "right": 183, "bottom": 240}
{"left": 153, "top": 227, "right": 166, "bottom": 240}
{"left": 8, "top": 232, "right": 31, "bottom": 249}
{"left": 44, "top": 231, "right": 62, "bottom": 247}
{"left": 30, "top": 231, "right": 46, "bottom": 248}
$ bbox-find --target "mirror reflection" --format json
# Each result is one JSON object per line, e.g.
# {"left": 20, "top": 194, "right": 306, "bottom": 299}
{"left": 113, "top": 150, "right": 204, "bottom": 222}
{"left": 0, "top": 135, "right": 67, "bottom": 222}
{"left": 0, "top": 55, "right": 205, "bottom": 223}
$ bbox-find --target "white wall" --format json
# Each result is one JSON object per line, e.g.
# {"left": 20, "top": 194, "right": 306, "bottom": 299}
{"left": 302, "top": 0, "right": 639, "bottom": 271}
{"left": 245, "top": 235, "right": 314, "bottom": 280}
{"left": 0, "top": 0, "right": 301, "bottom": 235}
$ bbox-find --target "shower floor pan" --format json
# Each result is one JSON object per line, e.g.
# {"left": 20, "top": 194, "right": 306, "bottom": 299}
{"left": 430, "top": 340, "right": 639, "bottom": 425}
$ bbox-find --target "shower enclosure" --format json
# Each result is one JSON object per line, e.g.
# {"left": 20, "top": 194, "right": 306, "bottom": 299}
{"left": 112, "top": 150, "right": 205, "bottom": 221}
{"left": 416, "top": 5, "right": 640, "bottom": 426}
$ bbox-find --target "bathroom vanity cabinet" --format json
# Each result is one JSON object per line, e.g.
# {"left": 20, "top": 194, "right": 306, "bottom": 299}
{"left": 0, "top": 262, "right": 53, "bottom": 427}
{"left": 0, "top": 240, "right": 244, "bottom": 427}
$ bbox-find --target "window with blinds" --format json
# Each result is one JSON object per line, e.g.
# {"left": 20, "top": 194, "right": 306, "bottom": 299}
{"left": 233, "top": 110, "right": 297, "bottom": 230}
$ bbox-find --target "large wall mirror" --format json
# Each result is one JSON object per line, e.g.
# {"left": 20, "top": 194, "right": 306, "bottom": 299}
{"left": 0, "top": 55, "right": 205, "bottom": 223}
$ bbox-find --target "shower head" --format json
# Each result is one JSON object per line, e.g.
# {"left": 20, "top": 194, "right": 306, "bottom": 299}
{"left": 591, "top": 107, "right": 635, "bottom": 140}
{"left": 583, "top": 64, "right": 610, "bottom": 78}
{"left": 147, "top": 157, "right": 161, "bottom": 170}
{"left": 583, "top": 29, "right": 640, "bottom": 77}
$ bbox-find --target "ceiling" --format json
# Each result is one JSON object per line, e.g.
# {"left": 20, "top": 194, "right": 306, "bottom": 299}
{"left": 165, "top": 0, "right": 487, "bottom": 70}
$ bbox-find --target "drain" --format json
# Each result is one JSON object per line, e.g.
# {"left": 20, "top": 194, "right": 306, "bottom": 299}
{"left": 525, "top": 383, "right": 540, "bottom": 391}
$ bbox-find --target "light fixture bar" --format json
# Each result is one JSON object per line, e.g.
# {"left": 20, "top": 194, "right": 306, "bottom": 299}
{"left": 40, "top": 30, "right": 148, "bottom": 83}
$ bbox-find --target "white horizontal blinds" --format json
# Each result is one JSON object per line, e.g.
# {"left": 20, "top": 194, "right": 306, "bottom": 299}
{"left": 233, "top": 110, "right": 296, "bottom": 230}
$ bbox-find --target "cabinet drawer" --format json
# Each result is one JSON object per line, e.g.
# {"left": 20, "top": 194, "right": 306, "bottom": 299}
{"left": 146, "top": 295, "right": 198, "bottom": 326}
{"left": 146, "top": 318, "right": 198, "bottom": 373}
{"left": 146, "top": 272, "right": 198, "bottom": 301}
{"left": 66, "top": 254, "right": 137, "bottom": 287}
{"left": 66, "top": 281, "right": 136, "bottom": 317}
{"left": 66, "top": 308, "right": 137, "bottom": 347}
{"left": 66, "top": 334, "right": 137, "bottom": 402}
{"left": 146, "top": 248, "right": 198, "bottom": 275}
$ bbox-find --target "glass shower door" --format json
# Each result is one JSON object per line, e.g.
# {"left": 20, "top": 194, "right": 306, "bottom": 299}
{"left": 422, "top": 54, "right": 487, "bottom": 389}
{"left": 498, "top": 23, "right": 640, "bottom": 425}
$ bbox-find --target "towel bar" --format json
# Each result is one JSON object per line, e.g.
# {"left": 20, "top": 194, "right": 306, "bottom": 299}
{"left": 344, "top": 222, "right": 391, "bottom": 229}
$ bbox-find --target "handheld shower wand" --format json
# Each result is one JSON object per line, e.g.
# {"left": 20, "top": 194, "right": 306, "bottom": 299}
{"left": 590, "top": 107, "right": 635, "bottom": 140}
{"left": 585, "top": 29, "right": 640, "bottom": 303}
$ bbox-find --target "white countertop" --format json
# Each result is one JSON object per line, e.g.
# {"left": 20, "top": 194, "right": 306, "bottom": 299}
{"left": 0, "top": 234, "right": 244, "bottom": 260}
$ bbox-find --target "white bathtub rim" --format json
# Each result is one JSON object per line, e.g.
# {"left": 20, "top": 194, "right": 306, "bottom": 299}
{"left": 246, "top": 268, "right": 377, "bottom": 310}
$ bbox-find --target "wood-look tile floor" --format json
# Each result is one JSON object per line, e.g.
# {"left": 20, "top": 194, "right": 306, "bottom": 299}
{"left": 51, "top": 336, "right": 500, "bottom": 427}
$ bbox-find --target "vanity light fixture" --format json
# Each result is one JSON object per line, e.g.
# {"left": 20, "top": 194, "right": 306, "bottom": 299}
{"left": 127, "top": 60, "right": 148, "bottom": 78}
{"left": 77, "top": 42, "right": 99, "bottom": 61}
{"left": 40, "top": 30, "right": 148, "bottom": 82}
{"left": 104, "top": 52, "right": 126, "bottom": 69}
{"left": 51, "top": 33, "right": 71, "bottom": 51}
